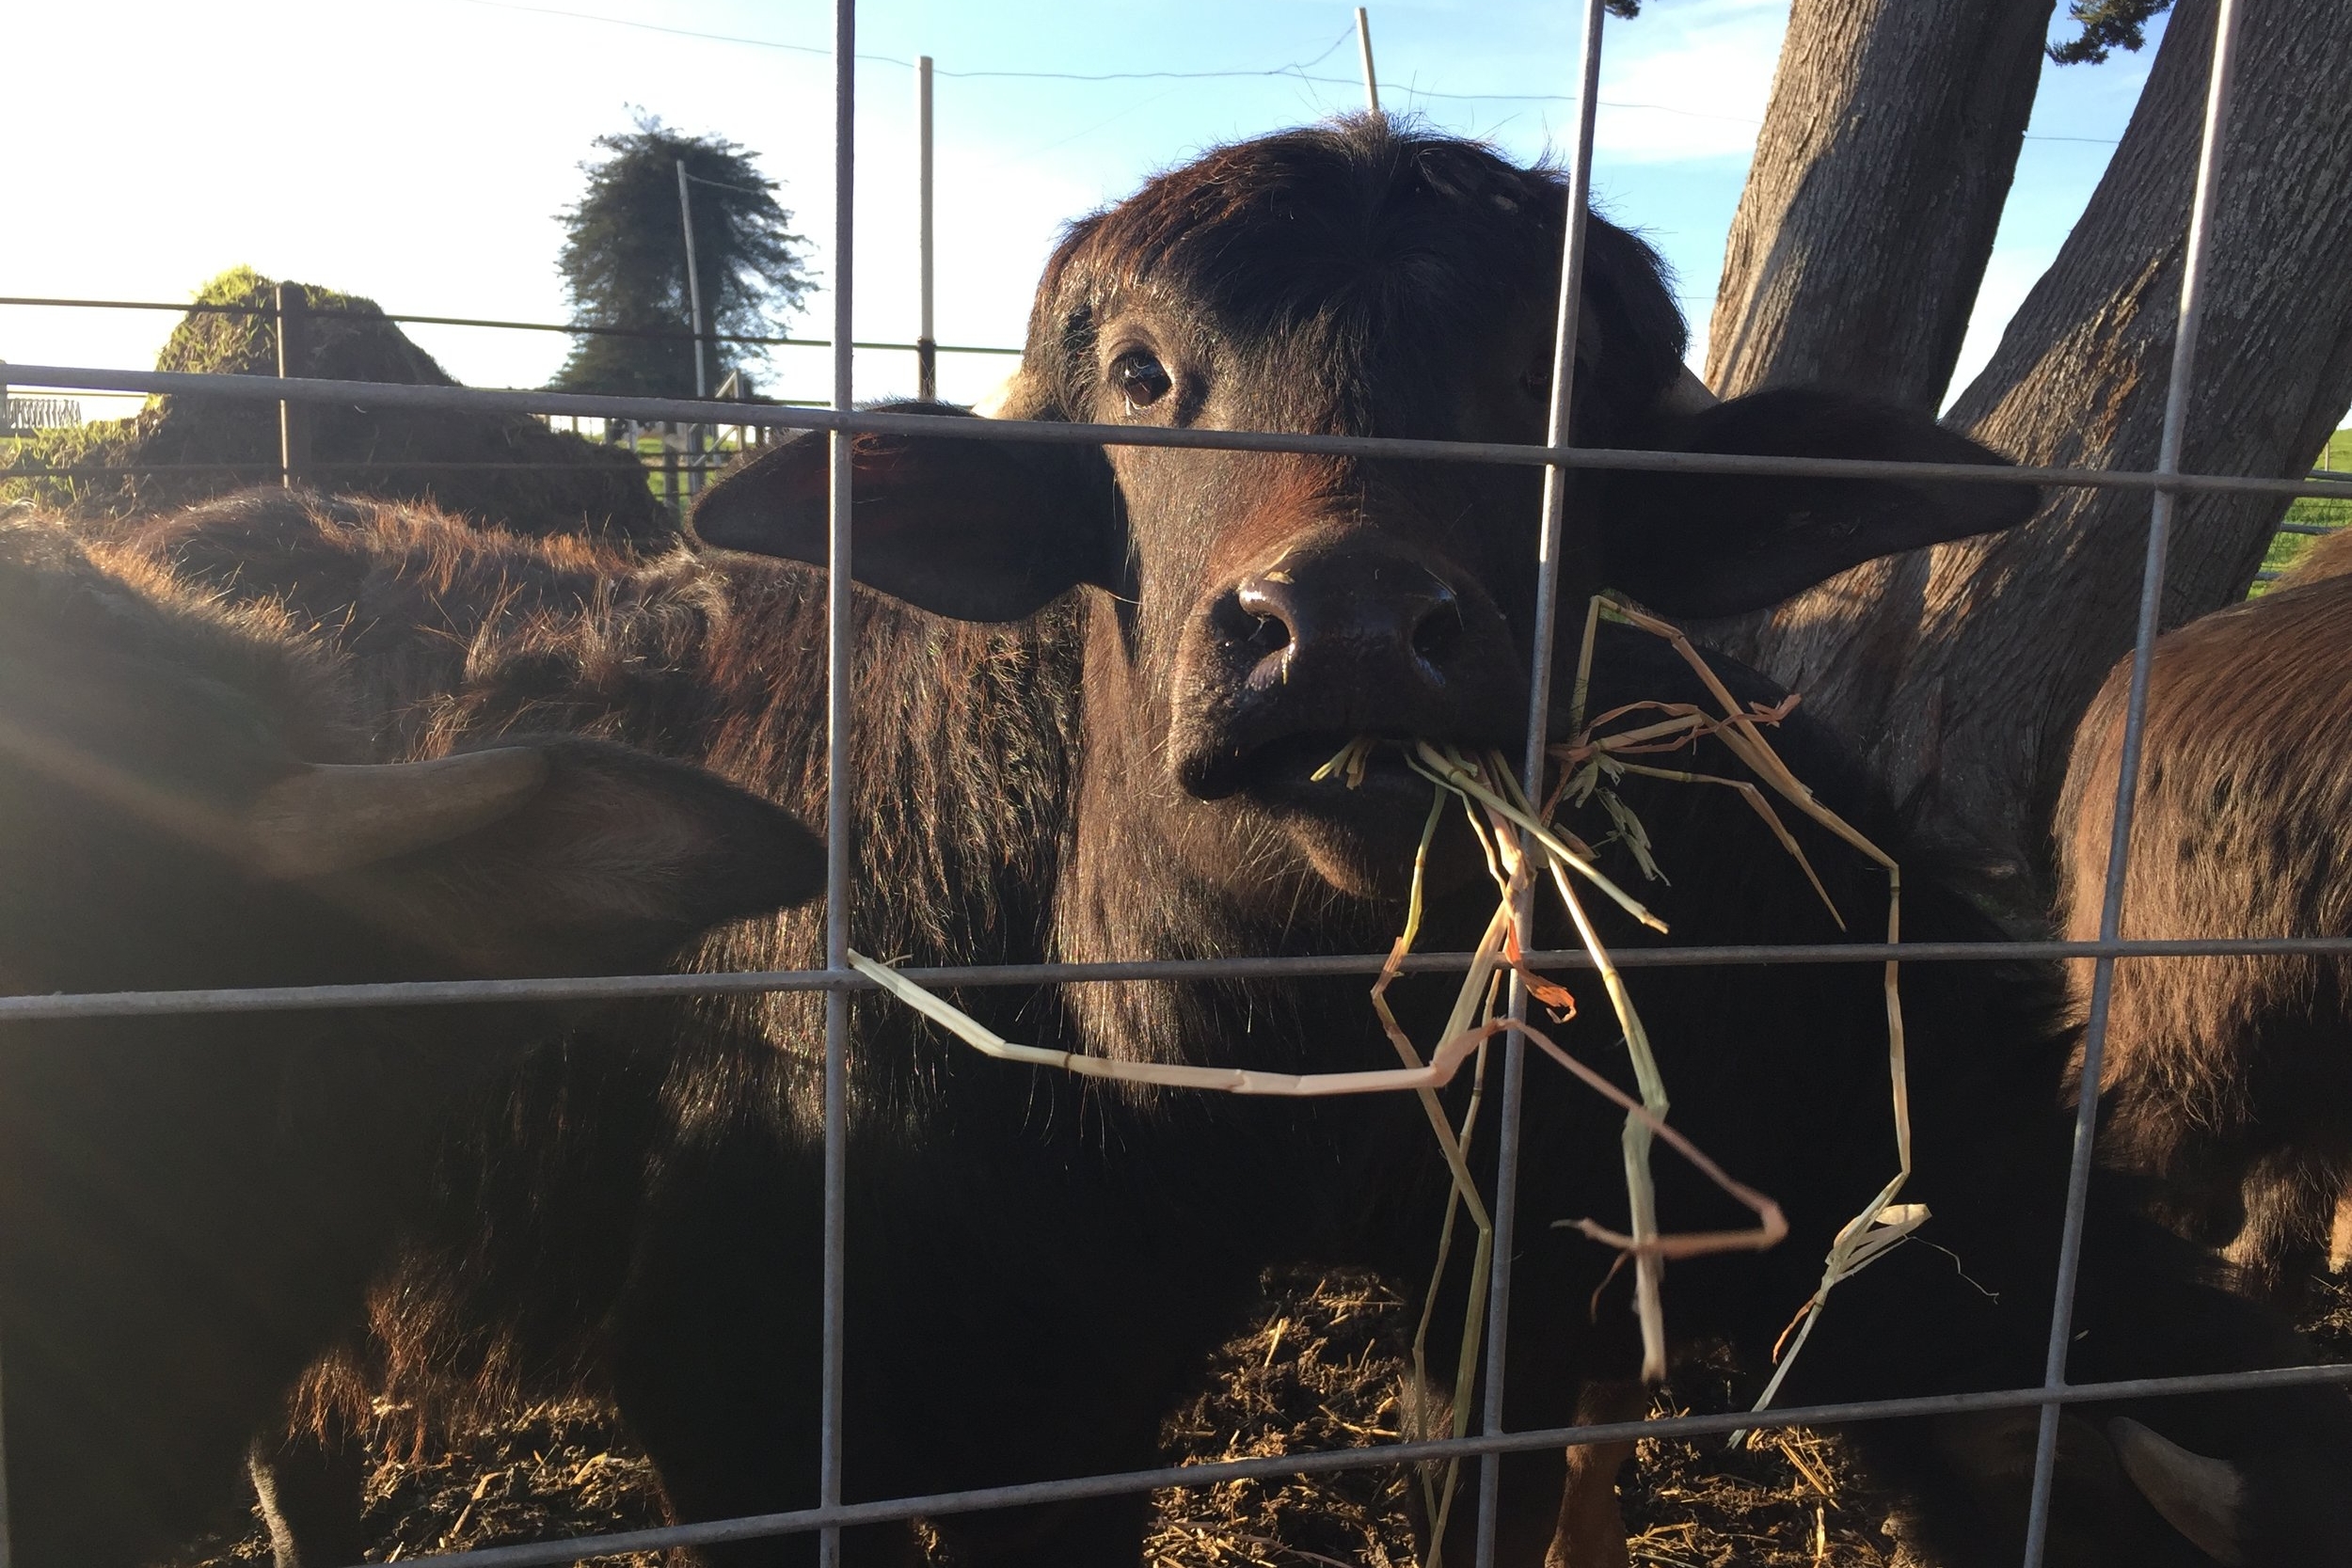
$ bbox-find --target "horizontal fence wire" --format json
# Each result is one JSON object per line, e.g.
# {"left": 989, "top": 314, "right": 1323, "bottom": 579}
{"left": 0, "top": 461, "right": 783, "bottom": 478}
{"left": 8, "top": 363, "right": 2352, "bottom": 500}
{"left": 0, "top": 294, "right": 1022, "bottom": 355}
{"left": 7, "top": 938, "right": 2351, "bottom": 1022}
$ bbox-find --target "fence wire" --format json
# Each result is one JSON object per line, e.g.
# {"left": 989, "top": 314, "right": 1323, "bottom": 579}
{"left": 0, "top": 1, "right": 2342, "bottom": 1564}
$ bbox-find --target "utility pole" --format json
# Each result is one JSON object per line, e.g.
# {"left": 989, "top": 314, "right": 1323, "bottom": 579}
{"left": 676, "top": 159, "right": 709, "bottom": 398}
{"left": 1355, "top": 8, "right": 1380, "bottom": 117}
{"left": 274, "top": 283, "right": 310, "bottom": 490}
{"left": 915, "top": 55, "right": 937, "bottom": 401}
{"left": 675, "top": 158, "right": 708, "bottom": 499}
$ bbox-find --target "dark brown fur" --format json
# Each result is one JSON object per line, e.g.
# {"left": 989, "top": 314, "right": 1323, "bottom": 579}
{"left": 0, "top": 509, "right": 820, "bottom": 1567}
{"left": 2059, "top": 539, "right": 2352, "bottom": 1297}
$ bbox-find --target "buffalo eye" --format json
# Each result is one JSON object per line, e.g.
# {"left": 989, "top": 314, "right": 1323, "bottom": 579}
{"left": 1111, "top": 350, "right": 1173, "bottom": 410}
{"left": 1520, "top": 360, "right": 1553, "bottom": 399}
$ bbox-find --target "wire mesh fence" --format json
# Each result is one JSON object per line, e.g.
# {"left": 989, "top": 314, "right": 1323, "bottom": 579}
{"left": 6, "top": 1, "right": 2352, "bottom": 1565}
{"left": 0, "top": 289, "right": 1027, "bottom": 520}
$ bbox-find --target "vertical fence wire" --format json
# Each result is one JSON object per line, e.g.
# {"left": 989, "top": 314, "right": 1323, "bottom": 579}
{"left": 819, "top": 0, "right": 858, "bottom": 1563}
{"left": 1472, "top": 2, "right": 1612, "bottom": 1561}
{"left": 2017, "top": 1, "right": 2245, "bottom": 1560}
{"left": 915, "top": 55, "right": 937, "bottom": 403}
{"left": 0, "top": 1291, "right": 10, "bottom": 1567}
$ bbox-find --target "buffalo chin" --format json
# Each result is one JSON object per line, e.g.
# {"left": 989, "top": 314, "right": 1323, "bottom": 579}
{"left": 1179, "top": 732, "right": 1497, "bottom": 904}
{"left": 1260, "top": 791, "right": 1489, "bottom": 905}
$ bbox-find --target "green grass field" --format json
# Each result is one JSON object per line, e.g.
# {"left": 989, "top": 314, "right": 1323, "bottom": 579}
{"left": 2265, "top": 426, "right": 2352, "bottom": 582}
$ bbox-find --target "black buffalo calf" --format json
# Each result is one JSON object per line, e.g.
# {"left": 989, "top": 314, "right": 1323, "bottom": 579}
{"left": 0, "top": 513, "right": 823, "bottom": 1566}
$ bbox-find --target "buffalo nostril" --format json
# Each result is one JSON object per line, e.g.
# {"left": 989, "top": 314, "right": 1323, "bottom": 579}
{"left": 1410, "top": 599, "right": 1466, "bottom": 667}
{"left": 1230, "top": 580, "right": 1299, "bottom": 658}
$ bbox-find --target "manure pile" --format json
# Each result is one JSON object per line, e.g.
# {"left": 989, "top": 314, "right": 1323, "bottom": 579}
{"left": 176, "top": 1267, "right": 1913, "bottom": 1567}
{"left": 2, "top": 267, "right": 670, "bottom": 545}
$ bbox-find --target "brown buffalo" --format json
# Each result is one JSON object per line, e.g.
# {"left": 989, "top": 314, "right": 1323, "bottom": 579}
{"left": 0, "top": 511, "right": 823, "bottom": 1566}
{"left": 138, "top": 122, "right": 2351, "bottom": 1568}
{"left": 2059, "top": 524, "right": 2352, "bottom": 1301}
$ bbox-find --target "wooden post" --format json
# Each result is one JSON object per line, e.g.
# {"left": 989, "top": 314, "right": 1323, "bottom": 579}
{"left": 1355, "top": 8, "right": 1380, "bottom": 117}
{"left": 915, "top": 55, "right": 937, "bottom": 401}
{"left": 274, "top": 284, "right": 310, "bottom": 490}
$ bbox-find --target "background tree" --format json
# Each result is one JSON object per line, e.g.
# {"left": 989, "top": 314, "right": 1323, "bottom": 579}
{"left": 1691, "top": 0, "right": 2352, "bottom": 909}
{"left": 551, "top": 114, "right": 812, "bottom": 398}
{"left": 1706, "top": 0, "right": 2057, "bottom": 410}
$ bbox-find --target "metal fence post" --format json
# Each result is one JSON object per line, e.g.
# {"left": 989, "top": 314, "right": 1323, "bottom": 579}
{"left": 915, "top": 55, "right": 937, "bottom": 403}
{"left": 1356, "top": 8, "right": 1380, "bottom": 116}
{"left": 821, "top": 4, "right": 858, "bottom": 1566}
{"left": 2018, "top": 1, "right": 2246, "bottom": 1562}
{"left": 273, "top": 284, "right": 309, "bottom": 489}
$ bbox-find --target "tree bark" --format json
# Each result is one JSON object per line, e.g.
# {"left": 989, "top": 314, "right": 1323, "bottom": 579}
{"left": 1706, "top": 0, "right": 2058, "bottom": 409}
{"left": 1701, "top": 0, "right": 2352, "bottom": 907}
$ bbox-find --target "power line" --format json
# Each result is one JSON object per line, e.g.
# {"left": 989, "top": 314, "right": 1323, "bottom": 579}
{"left": 445, "top": 2, "right": 2121, "bottom": 145}
{"left": 685, "top": 172, "right": 776, "bottom": 198}
{"left": 453, "top": 0, "right": 1353, "bottom": 83}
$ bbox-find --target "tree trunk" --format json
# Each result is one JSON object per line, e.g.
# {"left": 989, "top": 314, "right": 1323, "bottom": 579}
{"left": 1706, "top": 0, "right": 2058, "bottom": 410}
{"left": 1701, "top": 0, "right": 2352, "bottom": 907}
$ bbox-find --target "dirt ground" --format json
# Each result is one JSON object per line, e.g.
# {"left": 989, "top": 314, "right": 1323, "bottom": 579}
{"left": 177, "top": 1267, "right": 1914, "bottom": 1568}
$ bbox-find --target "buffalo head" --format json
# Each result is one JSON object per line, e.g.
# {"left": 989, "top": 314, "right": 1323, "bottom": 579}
{"left": 694, "top": 120, "right": 2032, "bottom": 908}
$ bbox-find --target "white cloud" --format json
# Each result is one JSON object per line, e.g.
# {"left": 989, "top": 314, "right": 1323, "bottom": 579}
{"left": 1593, "top": 0, "right": 1782, "bottom": 163}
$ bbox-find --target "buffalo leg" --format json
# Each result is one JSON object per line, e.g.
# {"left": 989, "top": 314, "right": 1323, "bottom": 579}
{"left": 1547, "top": 1381, "right": 1645, "bottom": 1568}
{"left": 1421, "top": 1447, "right": 1575, "bottom": 1568}
{"left": 249, "top": 1418, "right": 371, "bottom": 1568}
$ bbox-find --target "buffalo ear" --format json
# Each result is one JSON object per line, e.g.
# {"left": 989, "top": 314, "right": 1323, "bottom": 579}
{"left": 312, "top": 736, "right": 827, "bottom": 974}
{"left": 691, "top": 401, "right": 1120, "bottom": 623}
{"left": 1597, "top": 388, "right": 2041, "bottom": 619}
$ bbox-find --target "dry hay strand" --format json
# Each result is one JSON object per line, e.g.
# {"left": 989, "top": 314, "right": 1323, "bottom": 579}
{"left": 153, "top": 595, "right": 1927, "bottom": 1567}
{"left": 855, "top": 594, "right": 1917, "bottom": 1565}
{"left": 1624, "top": 1351, "right": 1906, "bottom": 1568}
{"left": 174, "top": 1398, "right": 668, "bottom": 1567}
{"left": 1153, "top": 1269, "right": 1424, "bottom": 1568}
{"left": 1, "top": 267, "right": 671, "bottom": 545}
{"left": 1156, "top": 1278, "right": 1912, "bottom": 1568}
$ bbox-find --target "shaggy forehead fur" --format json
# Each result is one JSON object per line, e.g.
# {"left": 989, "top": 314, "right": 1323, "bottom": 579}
{"left": 1024, "top": 119, "right": 1690, "bottom": 430}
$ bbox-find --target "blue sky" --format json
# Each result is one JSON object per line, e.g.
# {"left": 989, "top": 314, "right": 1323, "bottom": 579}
{"left": 8, "top": 0, "right": 2168, "bottom": 417}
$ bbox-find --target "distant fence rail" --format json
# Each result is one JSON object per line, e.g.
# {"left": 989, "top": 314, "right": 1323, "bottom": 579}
{"left": 0, "top": 290, "right": 1025, "bottom": 518}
